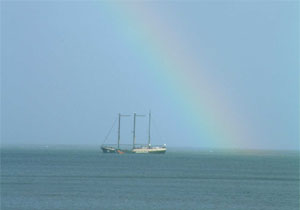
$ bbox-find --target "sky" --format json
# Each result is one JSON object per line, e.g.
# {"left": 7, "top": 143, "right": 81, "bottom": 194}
{"left": 1, "top": 1, "right": 299, "bottom": 150}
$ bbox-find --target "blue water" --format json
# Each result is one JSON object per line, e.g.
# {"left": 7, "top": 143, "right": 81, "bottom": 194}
{"left": 1, "top": 145, "right": 299, "bottom": 210}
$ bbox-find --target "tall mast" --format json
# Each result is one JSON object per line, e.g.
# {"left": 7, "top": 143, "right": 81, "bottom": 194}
{"left": 132, "top": 112, "right": 145, "bottom": 149}
{"left": 148, "top": 110, "right": 151, "bottom": 148}
{"left": 133, "top": 113, "right": 136, "bottom": 149}
{"left": 117, "top": 113, "right": 130, "bottom": 149}
{"left": 117, "top": 113, "right": 121, "bottom": 149}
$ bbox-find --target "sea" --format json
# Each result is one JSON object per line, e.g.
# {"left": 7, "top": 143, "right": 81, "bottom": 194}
{"left": 1, "top": 145, "right": 299, "bottom": 210}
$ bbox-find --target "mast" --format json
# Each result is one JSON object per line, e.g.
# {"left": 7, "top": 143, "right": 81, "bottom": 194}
{"left": 132, "top": 112, "right": 145, "bottom": 149}
{"left": 117, "top": 113, "right": 130, "bottom": 149}
{"left": 117, "top": 113, "right": 121, "bottom": 149}
{"left": 148, "top": 110, "right": 151, "bottom": 148}
{"left": 133, "top": 113, "right": 136, "bottom": 149}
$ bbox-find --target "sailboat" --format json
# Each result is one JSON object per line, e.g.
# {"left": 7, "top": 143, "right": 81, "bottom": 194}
{"left": 101, "top": 111, "right": 167, "bottom": 154}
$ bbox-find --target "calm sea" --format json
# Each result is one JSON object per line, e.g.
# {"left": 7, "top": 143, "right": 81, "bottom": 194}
{"left": 1, "top": 145, "right": 299, "bottom": 210}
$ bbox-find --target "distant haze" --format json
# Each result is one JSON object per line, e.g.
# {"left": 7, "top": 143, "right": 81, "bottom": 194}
{"left": 1, "top": 1, "right": 299, "bottom": 150}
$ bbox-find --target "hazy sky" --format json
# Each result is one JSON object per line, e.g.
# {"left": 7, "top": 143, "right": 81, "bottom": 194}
{"left": 1, "top": 1, "right": 299, "bottom": 150}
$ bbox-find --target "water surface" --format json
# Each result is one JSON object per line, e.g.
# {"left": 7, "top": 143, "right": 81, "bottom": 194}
{"left": 1, "top": 145, "right": 299, "bottom": 210}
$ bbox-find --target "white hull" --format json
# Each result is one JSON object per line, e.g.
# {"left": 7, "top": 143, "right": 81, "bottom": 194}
{"left": 101, "top": 145, "right": 166, "bottom": 154}
{"left": 132, "top": 147, "right": 166, "bottom": 154}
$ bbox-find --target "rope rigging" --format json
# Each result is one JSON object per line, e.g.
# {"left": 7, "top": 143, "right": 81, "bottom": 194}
{"left": 102, "top": 117, "right": 117, "bottom": 145}
{"left": 152, "top": 117, "right": 164, "bottom": 144}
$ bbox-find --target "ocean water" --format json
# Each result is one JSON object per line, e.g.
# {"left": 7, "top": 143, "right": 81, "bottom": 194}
{"left": 1, "top": 145, "right": 299, "bottom": 210}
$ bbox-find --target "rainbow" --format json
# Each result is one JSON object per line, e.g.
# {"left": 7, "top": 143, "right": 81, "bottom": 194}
{"left": 103, "top": 3, "right": 251, "bottom": 148}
